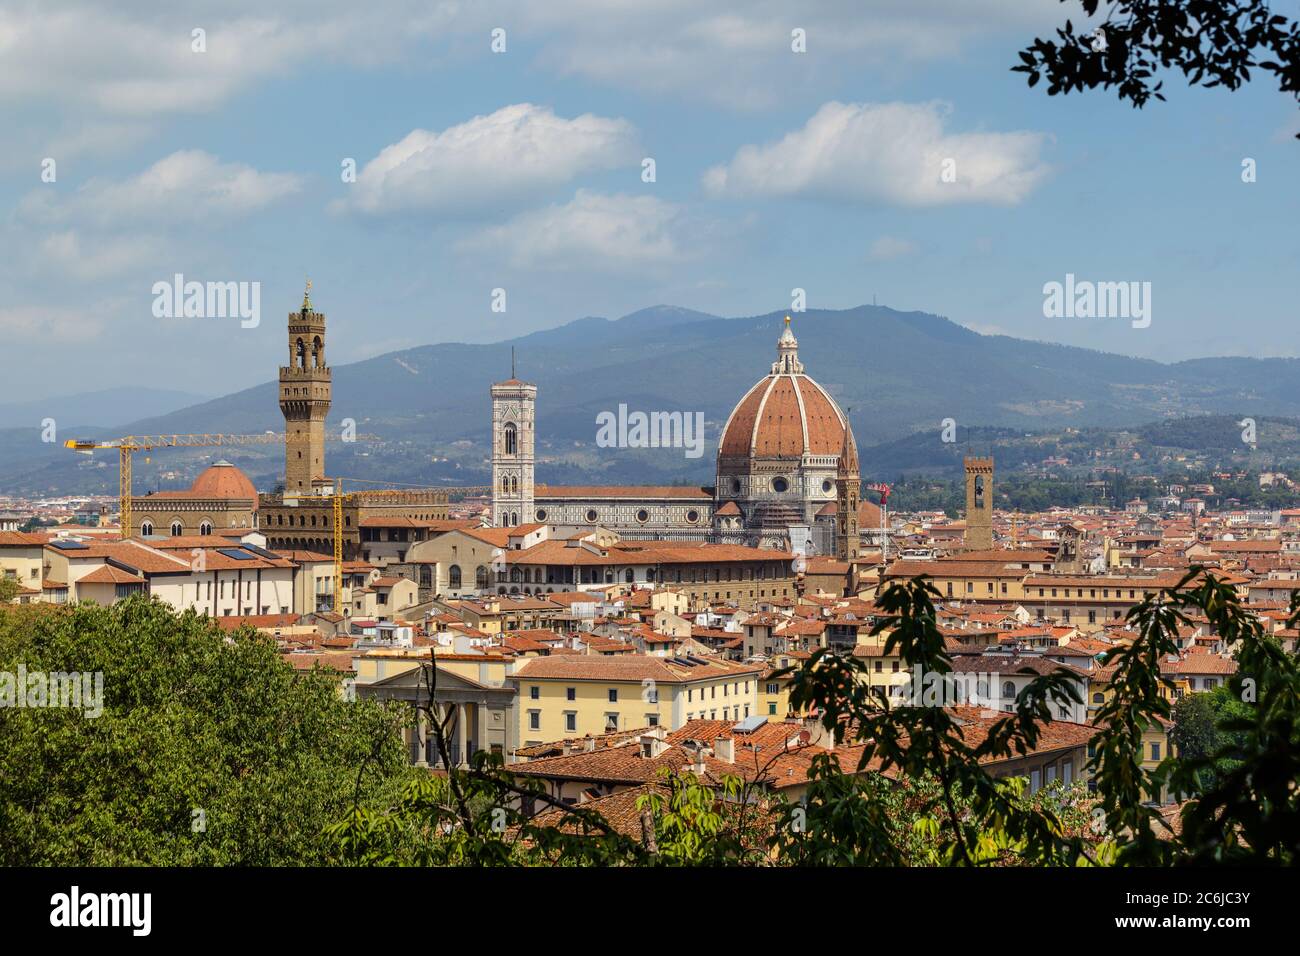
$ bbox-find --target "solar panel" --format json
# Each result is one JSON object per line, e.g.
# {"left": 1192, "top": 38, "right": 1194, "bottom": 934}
{"left": 240, "top": 544, "right": 280, "bottom": 560}
{"left": 217, "top": 548, "right": 257, "bottom": 561}
{"left": 51, "top": 540, "right": 88, "bottom": 550}
{"left": 733, "top": 715, "right": 768, "bottom": 734}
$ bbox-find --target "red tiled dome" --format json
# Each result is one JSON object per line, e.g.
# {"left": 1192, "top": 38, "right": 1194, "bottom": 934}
{"left": 718, "top": 319, "right": 848, "bottom": 460}
{"left": 190, "top": 461, "right": 258, "bottom": 500}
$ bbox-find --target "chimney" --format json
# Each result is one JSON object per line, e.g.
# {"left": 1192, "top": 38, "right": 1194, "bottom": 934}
{"left": 714, "top": 735, "right": 734, "bottom": 764}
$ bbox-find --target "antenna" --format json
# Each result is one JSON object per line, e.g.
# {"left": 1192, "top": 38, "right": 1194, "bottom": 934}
{"left": 511, "top": 346, "right": 516, "bottom": 380}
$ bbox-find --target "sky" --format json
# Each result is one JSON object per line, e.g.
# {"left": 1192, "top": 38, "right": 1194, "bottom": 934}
{"left": 2, "top": 0, "right": 1298, "bottom": 403}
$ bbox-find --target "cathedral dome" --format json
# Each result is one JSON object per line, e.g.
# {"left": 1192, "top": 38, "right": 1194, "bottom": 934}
{"left": 190, "top": 460, "right": 258, "bottom": 501}
{"left": 717, "top": 318, "right": 849, "bottom": 461}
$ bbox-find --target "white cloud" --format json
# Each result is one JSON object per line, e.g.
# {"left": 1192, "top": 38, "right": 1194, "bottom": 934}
{"left": 36, "top": 230, "right": 162, "bottom": 281}
{"left": 0, "top": 1, "right": 1064, "bottom": 119}
{"left": 457, "top": 190, "right": 688, "bottom": 272}
{"left": 339, "top": 104, "right": 639, "bottom": 217}
{"left": 868, "top": 236, "right": 920, "bottom": 261}
{"left": 704, "top": 101, "right": 1051, "bottom": 206}
{"left": 20, "top": 150, "right": 302, "bottom": 227}
{"left": 0, "top": 305, "right": 104, "bottom": 343}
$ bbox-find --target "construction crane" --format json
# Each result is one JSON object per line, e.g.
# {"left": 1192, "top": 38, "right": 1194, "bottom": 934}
{"left": 329, "top": 478, "right": 494, "bottom": 615}
{"left": 64, "top": 433, "right": 285, "bottom": 539}
{"left": 864, "top": 482, "right": 892, "bottom": 565}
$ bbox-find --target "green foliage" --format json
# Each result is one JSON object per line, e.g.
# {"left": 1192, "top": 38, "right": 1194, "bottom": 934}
{"left": 1014, "top": 1, "right": 1300, "bottom": 137}
{"left": 1170, "top": 685, "right": 1252, "bottom": 793}
{"left": 0, "top": 596, "right": 417, "bottom": 865}
{"left": 0, "top": 577, "right": 19, "bottom": 603}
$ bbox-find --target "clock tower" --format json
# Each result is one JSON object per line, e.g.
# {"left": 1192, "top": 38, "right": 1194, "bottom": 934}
{"left": 279, "top": 281, "right": 331, "bottom": 497}
{"left": 491, "top": 367, "right": 536, "bottom": 527}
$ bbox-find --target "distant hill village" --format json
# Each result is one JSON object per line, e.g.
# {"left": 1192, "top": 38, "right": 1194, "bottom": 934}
{"left": 4, "top": 291, "right": 1293, "bottom": 823}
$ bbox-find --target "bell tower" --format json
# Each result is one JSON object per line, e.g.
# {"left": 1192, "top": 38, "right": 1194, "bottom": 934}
{"left": 963, "top": 456, "right": 994, "bottom": 551}
{"left": 279, "top": 280, "right": 331, "bottom": 497}
{"left": 491, "top": 353, "right": 536, "bottom": 528}
{"left": 835, "top": 410, "right": 861, "bottom": 562}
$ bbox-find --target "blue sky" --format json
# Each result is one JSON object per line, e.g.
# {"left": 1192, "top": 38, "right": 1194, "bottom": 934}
{"left": 2, "top": 0, "right": 1298, "bottom": 403}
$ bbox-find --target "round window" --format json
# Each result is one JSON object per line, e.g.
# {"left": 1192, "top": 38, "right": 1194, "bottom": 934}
{"left": 585, "top": 509, "right": 598, "bottom": 523}
{"left": 686, "top": 509, "right": 700, "bottom": 523}
{"left": 772, "top": 477, "right": 789, "bottom": 493}
{"left": 535, "top": 509, "right": 547, "bottom": 521}
{"left": 636, "top": 509, "right": 649, "bottom": 523}
{"left": 822, "top": 479, "right": 834, "bottom": 494}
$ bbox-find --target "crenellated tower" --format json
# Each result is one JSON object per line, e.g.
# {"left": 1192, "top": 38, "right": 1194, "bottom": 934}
{"left": 279, "top": 281, "right": 331, "bottom": 496}
{"left": 963, "top": 456, "right": 994, "bottom": 551}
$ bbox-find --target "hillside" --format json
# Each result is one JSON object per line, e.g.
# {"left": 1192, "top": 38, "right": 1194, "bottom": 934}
{"left": 5, "top": 304, "right": 1300, "bottom": 496}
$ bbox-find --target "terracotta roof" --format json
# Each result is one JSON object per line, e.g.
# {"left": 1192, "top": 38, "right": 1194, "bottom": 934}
{"left": 512, "top": 655, "right": 763, "bottom": 684}
{"left": 77, "top": 565, "right": 145, "bottom": 585}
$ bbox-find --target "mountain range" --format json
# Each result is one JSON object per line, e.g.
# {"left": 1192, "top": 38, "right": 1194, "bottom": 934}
{"left": 5, "top": 304, "right": 1300, "bottom": 497}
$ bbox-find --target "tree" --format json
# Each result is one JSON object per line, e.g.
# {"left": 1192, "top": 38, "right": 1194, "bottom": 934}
{"left": 0, "top": 577, "right": 18, "bottom": 603}
{"left": 1014, "top": 0, "right": 1300, "bottom": 137}
{"left": 0, "top": 596, "right": 417, "bottom": 865}
{"left": 1170, "top": 685, "right": 1251, "bottom": 793}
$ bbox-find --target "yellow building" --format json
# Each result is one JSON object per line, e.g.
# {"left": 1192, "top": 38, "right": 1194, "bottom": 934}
{"left": 511, "top": 654, "right": 763, "bottom": 747}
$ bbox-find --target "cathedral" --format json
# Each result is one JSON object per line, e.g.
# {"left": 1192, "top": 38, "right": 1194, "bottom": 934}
{"left": 491, "top": 317, "right": 882, "bottom": 559}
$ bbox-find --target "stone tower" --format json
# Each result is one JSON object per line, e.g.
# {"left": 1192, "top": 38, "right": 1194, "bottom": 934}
{"left": 835, "top": 412, "right": 862, "bottom": 562}
{"left": 279, "top": 282, "right": 331, "bottom": 497}
{"left": 491, "top": 366, "right": 536, "bottom": 528}
{"left": 963, "top": 456, "right": 994, "bottom": 551}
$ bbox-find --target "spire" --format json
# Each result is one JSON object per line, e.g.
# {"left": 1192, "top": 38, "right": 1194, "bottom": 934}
{"left": 839, "top": 407, "right": 860, "bottom": 477}
{"left": 772, "top": 315, "right": 804, "bottom": 374}
{"left": 302, "top": 276, "right": 312, "bottom": 314}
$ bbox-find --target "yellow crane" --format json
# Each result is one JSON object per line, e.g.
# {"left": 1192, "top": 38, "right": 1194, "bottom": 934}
{"left": 329, "top": 478, "right": 494, "bottom": 615}
{"left": 64, "top": 432, "right": 285, "bottom": 538}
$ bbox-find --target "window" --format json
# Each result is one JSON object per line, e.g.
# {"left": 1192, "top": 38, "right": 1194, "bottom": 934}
{"left": 585, "top": 509, "right": 598, "bottom": 523}
{"left": 448, "top": 565, "right": 462, "bottom": 589}
{"left": 1092, "top": 692, "right": 1104, "bottom": 705}
{"left": 646, "top": 714, "right": 659, "bottom": 727}
{"left": 503, "top": 422, "right": 517, "bottom": 456}
{"left": 604, "top": 714, "right": 618, "bottom": 732}
{"left": 1151, "top": 742, "right": 1161, "bottom": 761}
{"left": 608, "top": 688, "right": 618, "bottom": 703}
{"left": 768, "top": 702, "right": 777, "bottom": 715}
{"left": 140, "top": 520, "right": 154, "bottom": 536}
{"left": 771, "top": 477, "right": 789, "bottom": 493}
{"left": 170, "top": 521, "right": 183, "bottom": 537}
{"left": 530, "top": 686, "right": 539, "bottom": 700}
{"left": 564, "top": 712, "right": 576, "bottom": 733}
{"left": 198, "top": 521, "right": 213, "bottom": 535}
{"left": 528, "top": 711, "right": 540, "bottom": 731}
{"left": 635, "top": 509, "right": 649, "bottom": 523}
{"left": 1001, "top": 681, "right": 1016, "bottom": 701}
{"left": 566, "top": 687, "right": 576, "bottom": 701}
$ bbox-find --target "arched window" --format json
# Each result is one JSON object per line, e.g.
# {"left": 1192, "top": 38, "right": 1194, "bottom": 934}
{"left": 312, "top": 336, "right": 323, "bottom": 367}
{"left": 503, "top": 422, "right": 517, "bottom": 456}
{"left": 510, "top": 476, "right": 518, "bottom": 494}
{"left": 501, "top": 476, "right": 510, "bottom": 493}
{"left": 199, "top": 521, "right": 213, "bottom": 536}
{"left": 419, "top": 566, "right": 432, "bottom": 588}
{"left": 170, "top": 521, "right": 183, "bottom": 537}
{"left": 1002, "top": 681, "right": 1016, "bottom": 701}
{"left": 510, "top": 567, "right": 522, "bottom": 583}
{"left": 448, "top": 565, "right": 462, "bottom": 589}
{"left": 624, "top": 569, "right": 634, "bottom": 584}
{"left": 475, "top": 566, "right": 489, "bottom": 590}
{"left": 295, "top": 338, "right": 307, "bottom": 369}
{"left": 140, "top": 520, "right": 154, "bottom": 536}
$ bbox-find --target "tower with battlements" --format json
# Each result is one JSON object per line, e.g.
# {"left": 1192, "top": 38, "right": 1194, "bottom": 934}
{"left": 279, "top": 283, "right": 331, "bottom": 496}
{"left": 963, "top": 456, "right": 994, "bottom": 551}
